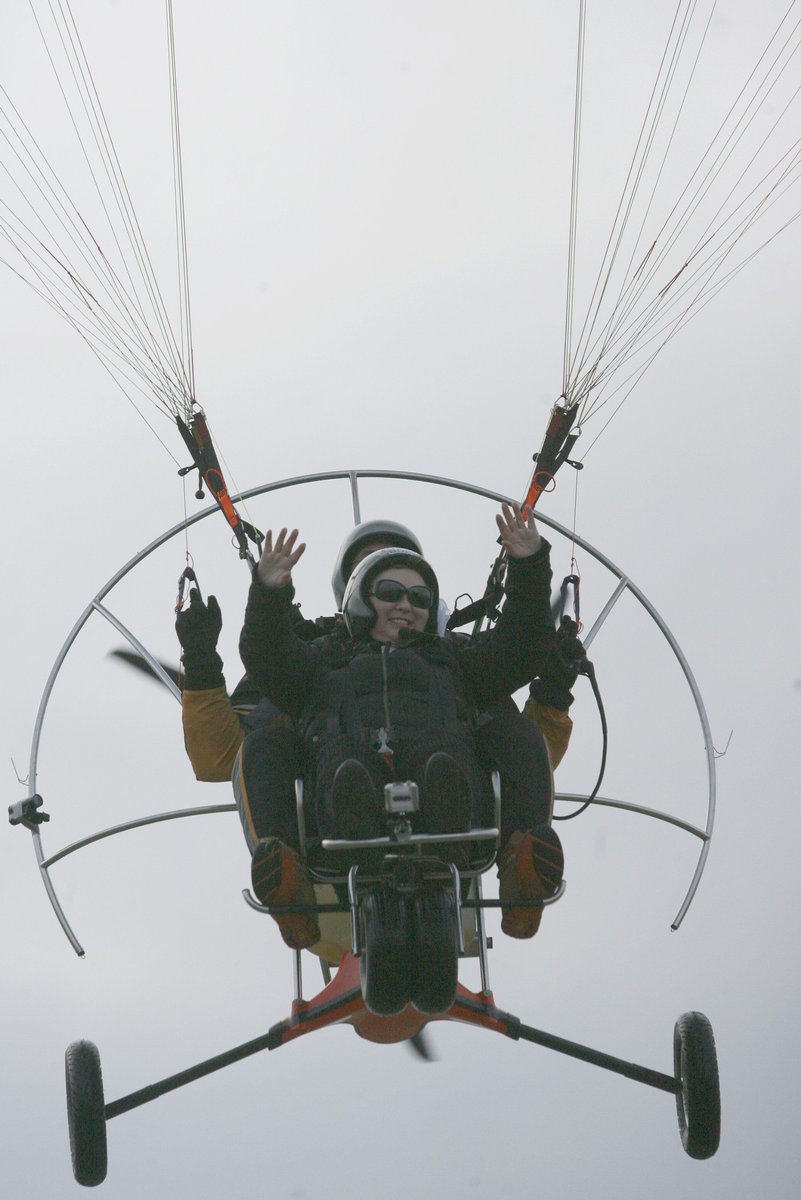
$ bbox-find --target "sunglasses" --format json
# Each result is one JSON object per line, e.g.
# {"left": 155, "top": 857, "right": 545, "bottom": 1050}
{"left": 370, "top": 579, "right": 435, "bottom": 610}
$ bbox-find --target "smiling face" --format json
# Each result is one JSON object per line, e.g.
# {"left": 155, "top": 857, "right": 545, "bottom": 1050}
{"left": 368, "top": 566, "right": 431, "bottom": 644}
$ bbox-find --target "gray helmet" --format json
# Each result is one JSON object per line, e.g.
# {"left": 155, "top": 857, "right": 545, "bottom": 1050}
{"left": 342, "top": 548, "right": 439, "bottom": 638}
{"left": 331, "top": 519, "right": 423, "bottom": 609}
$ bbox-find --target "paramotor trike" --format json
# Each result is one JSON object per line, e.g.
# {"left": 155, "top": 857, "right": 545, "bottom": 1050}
{"left": 9, "top": 469, "right": 721, "bottom": 1185}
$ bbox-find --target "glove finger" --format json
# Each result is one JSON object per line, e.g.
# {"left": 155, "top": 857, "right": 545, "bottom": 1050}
{"left": 207, "top": 595, "right": 222, "bottom": 626}
{"left": 189, "top": 587, "right": 203, "bottom": 606}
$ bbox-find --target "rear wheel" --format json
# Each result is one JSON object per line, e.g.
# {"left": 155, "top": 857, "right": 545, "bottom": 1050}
{"left": 359, "top": 888, "right": 412, "bottom": 1016}
{"left": 410, "top": 887, "right": 459, "bottom": 1016}
{"left": 65, "top": 1040, "right": 108, "bottom": 1186}
{"left": 673, "top": 1012, "right": 720, "bottom": 1159}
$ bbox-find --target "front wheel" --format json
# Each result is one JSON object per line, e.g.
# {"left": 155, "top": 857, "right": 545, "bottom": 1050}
{"left": 65, "top": 1040, "right": 108, "bottom": 1186}
{"left": 410, "top": 887, "right": 459, "bottom": 1016}
{"left": 359, "top": 888, "right": 412, "bottom": 1016}
{"left": 673, "top": 1012, "right": 720, "bottom": 1159}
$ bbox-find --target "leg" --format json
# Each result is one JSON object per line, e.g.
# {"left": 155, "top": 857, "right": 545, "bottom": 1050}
{"left": 475, "top": 698, "right": 563, "bottom": 939}
{"left": 234, "top": 725, "right": 304, "bottom": 852}
{"left": 394, "top": 732, "right": 484, "bottom": 835}
{"left": 234, "top": 724, "right": 319, "bottom": 950}
{"left": 475, "top": 696, "right": 553, "bottom": 844}
{"left": 311, "top": 734, "right": 389, "bottom": 840}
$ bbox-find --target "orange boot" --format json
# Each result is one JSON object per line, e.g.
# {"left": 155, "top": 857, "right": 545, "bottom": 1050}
{"left": 251, "top": 837, "right": 320, "bottom": 950}
{"left": 497, "top": 826, "right": 564, "bottom": 939}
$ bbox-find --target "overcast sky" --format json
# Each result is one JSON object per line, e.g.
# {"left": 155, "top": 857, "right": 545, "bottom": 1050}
{"left": 2, "top": 3, "right": 800, "bottom": 1197}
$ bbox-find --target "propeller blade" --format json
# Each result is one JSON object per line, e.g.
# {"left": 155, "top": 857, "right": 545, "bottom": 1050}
{"left": 407, "top": 1030, "right": 436, "bottom": 1062}
{"left": 109, "top": 648, "right": 181, "bottom": 690}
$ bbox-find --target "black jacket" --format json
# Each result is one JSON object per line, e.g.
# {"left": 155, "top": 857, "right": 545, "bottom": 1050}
{"left": 239, "top": 545, "right": 556, "bottom": 742}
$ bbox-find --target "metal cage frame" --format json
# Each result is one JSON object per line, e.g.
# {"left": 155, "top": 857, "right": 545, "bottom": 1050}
{"left": 12, "top": 468, "right": 715, "bottom": 954}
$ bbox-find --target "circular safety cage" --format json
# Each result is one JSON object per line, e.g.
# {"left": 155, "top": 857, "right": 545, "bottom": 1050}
{"left": 11, "top": 469, "right": 715, "bottom": 955}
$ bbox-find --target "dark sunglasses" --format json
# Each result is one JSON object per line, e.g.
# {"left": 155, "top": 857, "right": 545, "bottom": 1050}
{"left": 370, "top": 579, "right": 434, "bottom": 610}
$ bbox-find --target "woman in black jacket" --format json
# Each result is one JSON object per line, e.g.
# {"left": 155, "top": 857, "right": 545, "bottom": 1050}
{"left": 239, "top": 504, "right": 564, "bottom": 948}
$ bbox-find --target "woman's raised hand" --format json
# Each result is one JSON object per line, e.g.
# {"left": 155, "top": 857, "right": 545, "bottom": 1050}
{"left": 496, "top": 503, "right": 542, "bottom": 558}
{"left": 256, "top": 527, "right": 306, "bottom": 589}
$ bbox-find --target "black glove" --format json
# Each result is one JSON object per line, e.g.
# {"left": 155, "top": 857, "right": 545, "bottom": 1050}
{"left": 529, "top": 618, "right": 586, "bottom": 711}
{"left": 175, "top": 588, "right": 225, "bottom": 690}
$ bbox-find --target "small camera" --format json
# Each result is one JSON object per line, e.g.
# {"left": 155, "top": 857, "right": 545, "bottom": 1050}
{"left": 383, "top": 781, "right": 420, "bottom": 814}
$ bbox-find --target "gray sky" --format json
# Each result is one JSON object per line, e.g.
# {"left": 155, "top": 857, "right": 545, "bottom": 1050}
{"left": 3, "top": 3, "right": 800, "bottom": 1197}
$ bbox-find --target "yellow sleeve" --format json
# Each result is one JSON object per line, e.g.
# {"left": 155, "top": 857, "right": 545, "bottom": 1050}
{"left": 181, "top": 687, "right": 245, "bottom": 782}
{"left": 522, "top": 696, "right": 573, "bottom": 770}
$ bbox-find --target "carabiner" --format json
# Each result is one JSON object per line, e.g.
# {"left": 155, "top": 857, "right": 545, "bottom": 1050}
{"left": 175, "top": 566, "right": 200, "bottom": 613}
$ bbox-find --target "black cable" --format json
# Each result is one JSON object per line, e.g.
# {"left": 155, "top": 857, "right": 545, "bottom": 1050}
{"left": 553, "top": 659, "right": 607, "bottom": 822}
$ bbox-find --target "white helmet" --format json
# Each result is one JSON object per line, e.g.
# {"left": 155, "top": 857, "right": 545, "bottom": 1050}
{"left": 341, "top": 548, "right": 439, "bottom": 638}
{"left": 331, "top": 520, "right": 423, "bottom": 609}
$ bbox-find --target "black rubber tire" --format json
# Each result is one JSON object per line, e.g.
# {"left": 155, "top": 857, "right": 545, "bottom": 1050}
{"left": 65, "top": 1040, "right": 108, "bottom": 1186}
{"left": 359, "top": 888, "right": 412, "bottom": 1016}
{"left": 673, "top": 1012, "right": 721, "bottom": 1159}
{"left": 410, "top": 887, "right": 459, "bottom": 1016}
